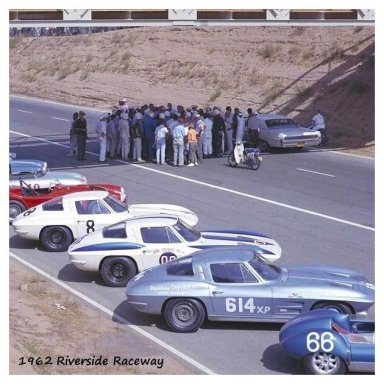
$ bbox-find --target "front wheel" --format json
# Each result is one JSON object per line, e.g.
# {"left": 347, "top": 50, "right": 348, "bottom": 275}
{"left": 303, "top": 353, "right": 346, "bottom": 375}
{"left": 40, "top": 226, "right": 73, "bottom": 252}
{"left": 100, "top": 257, "right": 137, "bottom": 287}
{"left": 9, "top": 200, "right": 26, "bottom": 219}
{"left": 163, "top": 298, "right": 206, "bottom": 332}
{"left": 227, "top": 151, "right": 237, "bottom": 167}
{"left": 246, "top": 156, "right": 261, "bottom": 170}
{"left": 312, "top": 302, "right": 352, "bottom": 314}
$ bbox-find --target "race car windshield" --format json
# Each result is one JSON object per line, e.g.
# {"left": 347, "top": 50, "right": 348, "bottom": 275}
{"left": 172, "top": 220, "right": 201, "bottom": 242}
{"left": 248, "top": 257, "right": 281, "bottom": 281}
{"left": 104, "top": 195, "right": 127, "bottom": 213}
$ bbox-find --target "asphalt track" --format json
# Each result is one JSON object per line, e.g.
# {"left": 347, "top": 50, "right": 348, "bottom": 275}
{"left": 9, "top": 95, "right": 375, "bottom": 375}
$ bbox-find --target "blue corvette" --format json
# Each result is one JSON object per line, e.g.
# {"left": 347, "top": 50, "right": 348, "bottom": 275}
{"left": 279, "top": 309, "right": 375, "bottom": 374}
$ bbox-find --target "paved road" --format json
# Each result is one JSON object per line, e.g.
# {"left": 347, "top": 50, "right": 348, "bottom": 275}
{"left": 9, "top": 95, "right": 375, "bottom": 374}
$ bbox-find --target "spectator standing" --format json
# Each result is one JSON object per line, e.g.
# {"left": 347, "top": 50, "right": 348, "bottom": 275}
{"left": 236, "top": 110, "right": 246, "bottom": 143}
{"left": 224, "top": 106, "right": 233, "bottom": 154}
{"left": 246, "top": 108, "right": 260, "bottom": 148}
{"left": 143, "top": 112, "right": 156, "bottom": 162}
{"left": 154, "top": 119, "right": 168, "bottom": 165}
{"left": 202, "top": 113, "right": 213, "bottom": 158}
{"left": 131, "top": 112, "right": 144, "bottom": 162}
{"left": 119, "top": 112, "right": 131, "bottom": 161}
{"left": 212, "top": 109, "right": 225, "bottom": 157}
{"left": 74, "top": 111, "right": 87, "bottom": 161}
{"left": 194, "top": 114, "right": 205, "bottom": 164}
{"left": 172, "top": 117, "right": 186, "bottom": 167}
{"left": 187, "top": 123, "right": 198, "bottom": 166}
{"left": 96, "top": 113, "right": 108, "bottom": 162}
{"left": 312, "top": 109, "right": 326, "bottom": 135}
{"left": 66, "top": 112, "right": 79, "bottom": 156}
{"left": 166, "top": 114, "right": 178, "bottom": 163}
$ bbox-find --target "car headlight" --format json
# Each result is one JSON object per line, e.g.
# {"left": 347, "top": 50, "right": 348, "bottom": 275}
{"left": 276, "top": 133, "right": 287, "bottom": 140}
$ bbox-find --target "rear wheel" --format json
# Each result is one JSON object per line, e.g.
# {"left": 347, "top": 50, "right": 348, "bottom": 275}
{"left": 41, "top": 226, "right": 73, "bottom": 252}
{"left": 312, "top": 302, "right": 352, "bottom": 314}
{"left": 164, "top": 298, "right": 206, "bottom": 332}
{"left": 303, "top": 353, "right": 346, "bottom": 375}
{"left": 227, "top": 151, "right": 237, "bottom": 167}
{"left": 9, "top": 200, "right": 26, "bottom": 219}
{"left": 100, "top": 257, "right": 137, "bottom": 287}
{"left": 259, "top": 140, "right": 270, "bottom": 152}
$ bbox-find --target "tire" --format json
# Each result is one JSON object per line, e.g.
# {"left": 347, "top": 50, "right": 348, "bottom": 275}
{"left": 100, "top": 257, "right": 137, "bottom": 287}
{"left": 259, "top": 140, "right": 270, "bottom": 152}
{"left": 9, "top": 200, "right": 26, "bottom": 219}
{"left": 247, "top": 156, "right": 261, "bottom": 171}
{"left": 303, "top": 353, "right": 346, "bottom": 375}
{"left": 312, "top": 302, "right": 352, "bottom": 314}
{"left": 227, "top": 151, "right": 237, "bottom": 167}
{"left": 40, "top": 226, "right": 73, "bottom": 252}
{"left": 164, "top": 298, "right": 206, "bottom": 333}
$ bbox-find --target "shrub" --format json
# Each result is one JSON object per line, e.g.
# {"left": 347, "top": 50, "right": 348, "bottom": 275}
{"left": 209, "top": 89, "right": 222, "bottom": 102}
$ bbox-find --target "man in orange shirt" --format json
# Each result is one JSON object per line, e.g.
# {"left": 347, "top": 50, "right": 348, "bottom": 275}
{"left": 187, "top": 123, "right": 198, "bottom": 166}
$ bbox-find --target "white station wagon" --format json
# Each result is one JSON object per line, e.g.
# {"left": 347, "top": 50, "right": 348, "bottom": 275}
{"left": 12, "top": 190, "right": 199, "bottom": 252}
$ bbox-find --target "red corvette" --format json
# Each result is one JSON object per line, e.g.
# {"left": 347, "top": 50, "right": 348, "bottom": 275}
{"left": 9, "top": 180, "right": 126, "bottom": 219}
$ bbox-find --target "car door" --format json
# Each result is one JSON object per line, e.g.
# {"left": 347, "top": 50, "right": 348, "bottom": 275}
{"left": 137, "top": 225, "right": 193, "bottom": 269}
{"left": 73, "top": 199, "right": 118, "bottom": 237}
{"left": 207, "top": 261, "right": 273, "bottom": 319}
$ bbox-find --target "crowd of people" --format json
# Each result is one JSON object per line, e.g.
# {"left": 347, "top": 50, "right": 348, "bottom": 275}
{"left": 67, "top": 98, "right": 325, "bottom": 166}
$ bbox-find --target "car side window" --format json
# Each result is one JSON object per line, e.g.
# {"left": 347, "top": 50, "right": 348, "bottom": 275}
{"left": 140, "top": 226, "right": 181, "bottom": 243}
{"left": 103, "top": 222, "right": 127, "bottom": 238}
{"left": 75, "top": 200, "right": 110, "bottom": 215}
{"left": 42, "top": 197, "right": 63, "bottom": 211}
{"left": 210, "top": 263, "right": 257, "bottom": 283}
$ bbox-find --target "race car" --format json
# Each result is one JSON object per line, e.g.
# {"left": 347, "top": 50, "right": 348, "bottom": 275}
{"left": 279, "top": 309, "right": 375, "bottom": 374}
{"left": 9, "top": 179, "right": 126, "bottom": 219}
{"left": 9, "top": 155, "right": 87, "bottom": 189}
{"left": 125, "top": 247, "right": 374, "bottom": 332}
{"left": 12, "top": 191, "right": 199, "bottom": 252}
{"left": 68, "top": 216, "right": 282, "bottom": 287}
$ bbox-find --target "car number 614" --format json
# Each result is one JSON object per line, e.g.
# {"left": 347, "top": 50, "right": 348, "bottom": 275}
{"left": 306, "top": 331, "right": 335, "bottom": 353}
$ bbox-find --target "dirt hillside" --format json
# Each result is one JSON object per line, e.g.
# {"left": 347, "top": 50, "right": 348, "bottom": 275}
{"left": 9, "top": 26, "right": 374, "bottom": 155}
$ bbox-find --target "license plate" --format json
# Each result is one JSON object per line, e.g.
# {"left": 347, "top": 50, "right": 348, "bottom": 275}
{"left": 296, "top": 142, "right": 305, "bottom": 147}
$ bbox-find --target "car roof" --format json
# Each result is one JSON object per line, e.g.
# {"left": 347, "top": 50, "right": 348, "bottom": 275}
{"left": 62, "top": 190, "right": 110, "bottom": 200}
{"left": 256, "top": 113, "right": 294, "bottom": 121}
{"left": 189, "top": 246, "right": 258, "bottom": 264}
{"left": 124, "top": 215, "right": 180, "bottom": 227}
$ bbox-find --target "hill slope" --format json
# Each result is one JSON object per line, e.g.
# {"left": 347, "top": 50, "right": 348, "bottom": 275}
{"left": 9, "top": 26, "right": 374, "bottom": 155}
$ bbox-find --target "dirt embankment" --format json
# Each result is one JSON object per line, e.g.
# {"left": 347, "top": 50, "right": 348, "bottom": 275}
{"left": 9, "top": 26, "right": 374, "bottom": 156}
{"left": 9, "top": 258, "right": 197, "bottom": 374}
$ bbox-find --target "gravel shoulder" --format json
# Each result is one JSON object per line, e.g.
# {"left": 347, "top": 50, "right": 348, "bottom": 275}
{"left": 9, "top": 257, "right": 198, "bottom": 375}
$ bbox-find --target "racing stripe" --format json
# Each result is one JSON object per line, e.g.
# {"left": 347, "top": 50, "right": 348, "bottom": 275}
{"left": 191, "top": 244, "right": 274, "bottom": 255}
{"left": 203, "top": 229, "right": 270, "bottom": 238}
{"left": 73, "top": 242, "right": 144, "bottom": 252}
{"left": 201, "top": 233, "right": 273, "bottom": 246}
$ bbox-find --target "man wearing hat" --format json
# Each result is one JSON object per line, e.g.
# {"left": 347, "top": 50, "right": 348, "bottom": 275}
{"left": 96, "top": 113, "right": 109, "bottom": 162}
{"left": 74, "top": 111, "right": 87, "bottom": 161}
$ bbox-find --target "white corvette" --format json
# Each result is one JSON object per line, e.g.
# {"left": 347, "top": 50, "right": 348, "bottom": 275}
{"left": 11, "top": 190, "right": 199, "bottom": 252}
{"left": 68, "top": 215, "right": 282, "bottom": 287}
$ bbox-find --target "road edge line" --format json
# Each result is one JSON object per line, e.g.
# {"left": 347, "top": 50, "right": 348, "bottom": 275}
{"left": 9, "top": 251, "right": 217, "bottom": 375}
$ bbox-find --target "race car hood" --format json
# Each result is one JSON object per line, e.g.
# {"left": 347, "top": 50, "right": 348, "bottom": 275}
{"left": 284, "top": 265, "right": 375, "bottom": 291}
{"left": 128, "top": 204, "right": 198, "bottom": 227}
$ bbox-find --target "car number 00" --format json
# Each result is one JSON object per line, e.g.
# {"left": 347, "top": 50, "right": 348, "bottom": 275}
{"left": 306, "top": 332, "right": 335, "bottom": 353}
{"left": 159, "top": 254, "right": 177, "bottom": 264}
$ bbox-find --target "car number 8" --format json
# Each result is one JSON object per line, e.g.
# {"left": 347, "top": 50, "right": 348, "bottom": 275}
{"left": 306, "top": 331, "right": 335, "bottom": 353}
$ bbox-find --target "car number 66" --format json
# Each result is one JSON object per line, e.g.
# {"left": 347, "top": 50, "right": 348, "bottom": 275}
{"left": 306, "top": 331, "right": 335, "bottom": 353}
